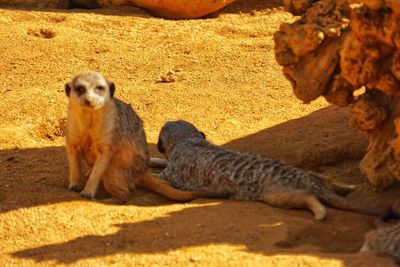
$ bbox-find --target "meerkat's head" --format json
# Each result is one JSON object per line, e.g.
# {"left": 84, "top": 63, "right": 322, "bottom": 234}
{"left": 157, "top": 120, "right": 206, "bottom": 156}
{"left": 65, "top": 71, "right": 115, "bottom": 110}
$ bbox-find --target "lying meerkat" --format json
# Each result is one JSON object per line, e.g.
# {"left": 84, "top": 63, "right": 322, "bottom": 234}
{"left": 64, "top": 72, "right": 214, "bottom": 203}
{"left": 360, "top": 222, "right": 400, "bottom": 263}
{"left": 156, "top": 120, "right": 382, "bottom": 220}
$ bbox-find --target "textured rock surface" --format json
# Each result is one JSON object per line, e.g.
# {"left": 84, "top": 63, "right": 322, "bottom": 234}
{"left": 275, "top": 0, "right": 351, "bottom": 104}
{"left": 275, "top": 0, "right": 400, "bottom": 189}
{"left": 283, "top": 0, "right": 320, "bottom": 15}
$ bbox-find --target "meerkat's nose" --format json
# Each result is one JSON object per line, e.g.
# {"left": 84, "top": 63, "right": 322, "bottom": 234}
{"left": 84, "top": 98, "right": 92, "bottom": 106}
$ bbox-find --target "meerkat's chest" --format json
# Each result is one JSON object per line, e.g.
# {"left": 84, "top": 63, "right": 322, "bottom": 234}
{"left": 79, "top": 133, "right": 97, "bottom": 166}
{"left": 68, "top": 119, "right": 113, "bottom": 166}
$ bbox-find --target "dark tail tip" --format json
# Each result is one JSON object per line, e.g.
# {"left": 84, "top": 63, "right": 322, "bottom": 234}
{"left": 379, "top": 207, "right": 400, "bottom": 222}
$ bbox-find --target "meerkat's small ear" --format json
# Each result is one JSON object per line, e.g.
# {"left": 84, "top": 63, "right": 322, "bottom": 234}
{"left": 65, "top": 83, "right": 71, "bottom": 97}
{"left": 108, "top": 82, "right": 115, "bottom": 97}
{"left": 200, "top": 131, "right": 206, "bottom": 139}
{"left": 157, "top": 138, "right": 165, "bottom": 154}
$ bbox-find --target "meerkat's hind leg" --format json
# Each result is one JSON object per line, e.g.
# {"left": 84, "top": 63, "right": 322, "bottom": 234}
{"left": 102, "top": 167, "right": 130, "bottom": 204}
{"left": 261, "top": 190, "right": 327, "bottom": 221}
{"left": 148, "top": 157, "right": 168, "bottom": 169}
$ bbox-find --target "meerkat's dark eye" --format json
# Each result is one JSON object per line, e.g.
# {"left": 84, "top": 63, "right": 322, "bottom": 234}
{"left": 75, "top": 86, "right": 85, "bottom": 94}
{"left": 95, "top": 86, "right": 105, "bottom": 92}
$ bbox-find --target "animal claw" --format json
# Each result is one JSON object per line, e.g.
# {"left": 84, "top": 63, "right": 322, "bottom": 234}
{"left": 68, "top": 184, "right": 82, "bottom": 192}
{"left": 80, "top": 191, "right": 95, "bottom": 199}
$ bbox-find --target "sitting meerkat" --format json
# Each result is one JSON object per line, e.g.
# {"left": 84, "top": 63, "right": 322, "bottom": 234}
{"left": 360, "top": 222, "right": 400, "bottom": 263}
{"left": 64, "top": 72, "right": 213, "bottom": 203}
{"left": 156, "top": 120, "right": 382, "bottom": 220}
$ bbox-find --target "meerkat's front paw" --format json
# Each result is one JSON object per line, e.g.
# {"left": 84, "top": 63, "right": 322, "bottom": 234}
{"left": 68, "top": 184, "right": 83, "bottom": 192}
{"left": 80, "top": 191, "right": 95, "bottom": 200}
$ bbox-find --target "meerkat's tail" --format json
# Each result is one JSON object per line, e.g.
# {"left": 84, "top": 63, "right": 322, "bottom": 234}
{"left": 377, "top": 207, "right": 400, "bottom": 222}
{"left": 318, "top": 187, "right": 382, "bottom": 216}
{"left": 138, "top": 172, "right": 226, "bottom": 201}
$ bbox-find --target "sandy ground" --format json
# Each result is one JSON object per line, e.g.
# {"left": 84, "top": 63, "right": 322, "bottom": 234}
{"left": 0, "top": 0, "right": 399, "bottom": 266}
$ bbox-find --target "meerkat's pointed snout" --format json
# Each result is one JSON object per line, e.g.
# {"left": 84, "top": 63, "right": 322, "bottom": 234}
{"left": 83, "top": 98, "right": 92, "bottom": 107}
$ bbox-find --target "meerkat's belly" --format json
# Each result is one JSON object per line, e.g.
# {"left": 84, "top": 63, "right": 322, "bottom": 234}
{"left": 81, "top": 137, "right": 97, "bottom": 167}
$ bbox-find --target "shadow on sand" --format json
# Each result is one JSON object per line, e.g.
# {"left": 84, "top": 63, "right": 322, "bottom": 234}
{"left": 1, "top": 105, "right": 397, "bottom": 266}
{"left": 11, "top": 200, "right": 383, "bottom": 265}
{"left": 0, "top": 105, "right": 366, "bottom": 213}
{"left": 224, "top": 105, "right": 367, "bottom": 171}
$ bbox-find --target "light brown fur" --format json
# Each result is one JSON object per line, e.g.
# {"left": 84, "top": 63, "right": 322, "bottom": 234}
{"left": 65, "top": 71, "right": 211, "bottom": 203}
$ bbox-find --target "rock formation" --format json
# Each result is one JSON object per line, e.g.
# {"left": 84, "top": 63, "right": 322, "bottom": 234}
{"left": 275, "top": 0, "right": 400, "bottom": 189}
